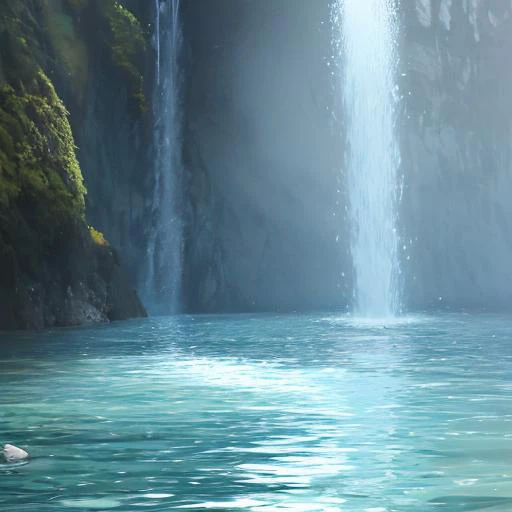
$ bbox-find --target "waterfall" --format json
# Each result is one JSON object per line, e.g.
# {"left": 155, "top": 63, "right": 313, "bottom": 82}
{"left": 334, "top": 0, "right": 402, "bottom": 317}
{"left": 155, "top": 0, "right": 160, "bottom": 85}
{"left": 145, "top": 0, "right": 183, "bottom": 314}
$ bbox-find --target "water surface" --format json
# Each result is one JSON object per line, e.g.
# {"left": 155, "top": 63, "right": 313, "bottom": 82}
{"left": 1, "top": 313, "right": 512, "bottom": 511}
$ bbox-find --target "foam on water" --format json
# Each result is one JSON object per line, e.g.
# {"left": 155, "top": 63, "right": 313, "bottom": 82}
{"left": 322, "top": 313, "right": 427, "bottom": 330}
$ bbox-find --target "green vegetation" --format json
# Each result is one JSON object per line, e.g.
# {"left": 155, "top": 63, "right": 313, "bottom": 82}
{"left": 0, "top": 0, "right": 146, "bottom": 265}
{"left": 0, "top": 0, "right": 147, "bottom": 251}
{"left": 89, "top": 226, "right": 110, "bottom": 247}
{"left": 0, "top": 70, "right": 85, "bottom": 214}
{"left": 0, "top": 67, "right": 86, "bottom": 273}
{"left": 61, "top": 0, "right": 148, "bottom": 113}
{"left": 98, "top": 0, "right": 148, "bottom": 112}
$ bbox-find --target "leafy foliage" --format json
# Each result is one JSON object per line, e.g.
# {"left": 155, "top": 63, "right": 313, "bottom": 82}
{"left": 0, "top": 0, "right": 147, "bottom": 327}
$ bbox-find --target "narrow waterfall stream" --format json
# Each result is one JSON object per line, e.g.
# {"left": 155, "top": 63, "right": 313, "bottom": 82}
{"left": 145, "top": 0, "right": 183, "bottom": 314}
{"left": 155, "top": 0, "right": 160, "bottom": 85}
{"left": 335, "top": 0, "right": 402, "bottom": 317}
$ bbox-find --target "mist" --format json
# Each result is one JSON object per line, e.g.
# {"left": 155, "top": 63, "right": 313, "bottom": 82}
{"left": 181, "top": 0, "right": 349, "bottom": 312}
{"left": 180, "top": 0, "right": 512, "bottom": 313}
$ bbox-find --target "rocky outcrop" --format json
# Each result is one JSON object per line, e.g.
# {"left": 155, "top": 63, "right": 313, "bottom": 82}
{"left": 0, "top": 221, "right": 146, "bottom": 330}
{"left": 0, "top": 0, "right": 147, "bottom": 329}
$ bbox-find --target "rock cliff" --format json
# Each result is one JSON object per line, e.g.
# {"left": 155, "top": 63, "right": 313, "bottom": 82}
{"left": 402, "top": 0, "right": 512, "bottom": 309}
{"left": 0, "top": 0, "right": 147, "bottom": 329}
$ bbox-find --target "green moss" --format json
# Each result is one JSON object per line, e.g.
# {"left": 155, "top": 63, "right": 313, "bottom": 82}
{"left": 98, "top": 0, "right": 147, "bottom": 112}
{"left": 89, "top": 226, "right": 109, "bottom": 247}
{"left": 0, "top": 69, "right": 86, "bottom": 248}
{"left": 0, "top": 2, "right": 85, "bottom": 224}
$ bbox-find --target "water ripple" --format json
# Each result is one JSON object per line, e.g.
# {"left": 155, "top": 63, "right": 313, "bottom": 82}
{"left": 1, "top": 313, "right": 512, "bottom": 510}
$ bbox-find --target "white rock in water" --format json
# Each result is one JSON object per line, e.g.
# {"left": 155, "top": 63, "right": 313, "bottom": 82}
{"left": 3, "top": 444, "right": 29, "bottom": 462}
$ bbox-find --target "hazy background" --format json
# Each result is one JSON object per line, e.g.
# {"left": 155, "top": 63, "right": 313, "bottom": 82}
{"left": 174, "top": 0, "right": 512, "bottom": 313}
{"left": 181, "top": 0, "right": 351, "bottom": 312}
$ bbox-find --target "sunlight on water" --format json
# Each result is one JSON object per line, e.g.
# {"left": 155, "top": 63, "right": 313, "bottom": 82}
{"left": 1, "top": 313, "right": 512, "bottom": 511}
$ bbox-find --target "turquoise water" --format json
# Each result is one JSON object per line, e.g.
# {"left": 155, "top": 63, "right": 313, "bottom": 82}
{"left": 1, "top": 313, "right": 512, "bottom": 511}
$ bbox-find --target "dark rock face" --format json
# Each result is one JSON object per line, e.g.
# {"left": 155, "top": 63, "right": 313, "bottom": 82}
{"left": 401, "top": 0, "right": 512, "bottom": 310}
{"left": 181, "top": 0, "right": 351, "bottom": 312}
{"left": 0, "top": 221, "right": 146, "bottom": 330}
{"left": 49, "top": 0, "right": 155, "bottom": 284}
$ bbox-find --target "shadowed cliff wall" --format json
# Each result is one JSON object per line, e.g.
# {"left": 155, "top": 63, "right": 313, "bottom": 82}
{"left": 402, "top": 0, "right": 512, "bottom": 310}
{"left": 181, "top": 0, "right": 351, "bottom": 312}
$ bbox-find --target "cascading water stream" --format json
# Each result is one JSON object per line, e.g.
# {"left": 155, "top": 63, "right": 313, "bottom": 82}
{"left": 155, "top": 0, "right": 160, "bottom": 85}
{"left": 333, "top": 0, "right": 402, "bottom": 317}
{"left": 145, "top": 0, "right": 183, "bottom": 314}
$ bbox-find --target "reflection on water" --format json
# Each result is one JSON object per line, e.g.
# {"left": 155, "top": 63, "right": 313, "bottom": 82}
{"left": 1, "top": 313, "right": 512, "bottom": 510}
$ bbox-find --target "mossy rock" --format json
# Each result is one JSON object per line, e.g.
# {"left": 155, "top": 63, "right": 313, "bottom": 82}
{"left": 0, "top": 69, "right": 86, "bottom": 260}
{"left": 0, "top": 0, "right": 147, "bottom": 328}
